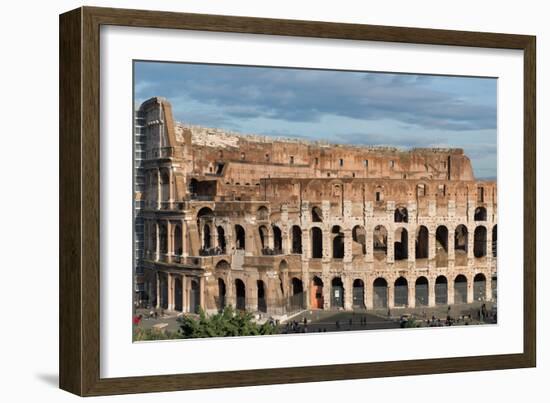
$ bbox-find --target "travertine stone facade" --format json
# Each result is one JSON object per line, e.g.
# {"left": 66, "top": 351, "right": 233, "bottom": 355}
{"left": 137, "top": 97, "right": 497, "bottom": 316}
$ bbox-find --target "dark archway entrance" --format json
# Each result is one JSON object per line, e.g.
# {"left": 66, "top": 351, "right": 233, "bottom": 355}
{"left": 290, "top": 278, "right": 304, "bottom": 309}
{"left": 415, "top": 277, "right": 429, "bottom": 307}
{"left": 474, "top": 226, "right": 487, "bottom": 257}
{"left": 311, "top": 276, "right": 324, "bottom": 309}
{"left": 435, "top": 276, "right": 448, "bottom": 305}
{"left": 160, "top": 274, "right": 168, "bottom": 310}
{"left": 257, "top": 280, "right": 267, "bottom": 313}
{"left": 373, "top": 278, "right": 388, "bottom": 309}
{"left": 291, "top": 225, "right": 302, "bottom": 254}
{"left": 415, "top": 226, "right": 429, "bottom": 259}
{"left": 235, "top": 279, "right": 246, "bottom": 311}
{"left": 311, "top": 227, "right": 323, "bottom": 258}
{"left": 394, "top": 277, "right": 409, "bottom": 307}
{"left": 332, "top": 226, "right": 345, "bottom": 259}
{"left": 492, "top": 225, "right": 497, "bottom": 257}
{"left": 454, "top": 275, "right": 468, "bottom": 304}
{"left": 455, "top": 225, "right": 468, "bottom": 266}
{"left": 190, "top": 279, "right": 200, "bottom": 313}
{"left": 474, "top": 273, "right": 487, "bottom": 302}
{"left": 218, "top": 278, "right": 226, "bottom": 311}
{"left": 174, "top": 277, "right": 183, "bottom": 312}
{"left": 217, "top": 226, "right": 226, "bottom": 253}
{"left": 394, "top": 228, "right": 408, "bottom": 260}
{"left": 352, "top": 279, "right": 365, "bottom": 308}
{"left": 235, "top": 225, "right": 245, "bottom": 250}
{"left": 331, "top": 277, "right": 344, "bottom": 309}
{"left": 435, "top": 226, "right": 448, "bottom": 267}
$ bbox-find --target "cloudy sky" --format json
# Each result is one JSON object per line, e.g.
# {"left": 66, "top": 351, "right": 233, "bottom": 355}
{"left": 134, "top": 61, "right": 497, "bottom": 179}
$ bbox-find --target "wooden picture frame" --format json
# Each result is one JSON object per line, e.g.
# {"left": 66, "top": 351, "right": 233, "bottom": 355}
{"left": 59, "top": 6, "right": 536, "bottom": 396}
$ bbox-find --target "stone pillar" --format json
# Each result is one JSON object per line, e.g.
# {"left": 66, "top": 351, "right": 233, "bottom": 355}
{"left": 387, "top": 230, "right": 394, "bottom": 263}
{"left": 167, "top": 274, "right": 174, "bottom": 310}
{"left": 408, "top": 225, "right": 416, "bottom": 263}
{"left": 448, "top": 282, "right": 455, "bottom": 306}
{"left": 247, "top": 276, "right": 258, "bottom": 312}
{"left": 343, "top": 229, "right": 353, "bottom": 263}
{"left": 156, "top": 168, "right": 161, "bottom": 209}
{"left": 486, "top": 225, "right": 493, "bottom": 264}
{"left": 428, "top": 227, "right": 436, "bottom": 260}
{"left": 156, "top": 271, "right": 160, "bottom": 309}
{"left": 365, "top": 278, "right": 374, "bottom": 309}
{"left": 486, "top": 274, "right": 493, "bottom": 301}
{"left": 166, "top": 220, "right": 173, "bottom": 262}
{"left": 428, "top": 278, "right": 436, "bottom": 307}
{"left": 225, "top": 274, "right": 235, "bottom": 308}
{"left": 467, "top": 226, "right": 475, "bottom": 260}
{"left": 467, "top": 276, "right": 474, "bottom": 304}
{"left": 302, "top": 229, "right": 311, "bottom": 259}
{"left": 180, "top": 275, "right": 186, "bottom": 313}
{"left": 155, "top": 221, "right": 160, "bottom": 261}
{"left": 199, "top": 276, "right": 205, "bottom": 310}
{"left": 344, "top": 276, "right": 353, "bottom": 310}
{"left": 388, "top": 284, "right": 395, "bottom": 309}
{"left": 180, "top": 219, "right": 188, "bottom": 258}
{"left": 447, "top": 228, "right": 455, "bottom": 261}
{"left": 168, "top": 167, "right": 174, "bottom": 209}
{"left": 322, "top": 228, "right": 331, "bottom": 261}
{"left": 408, "top": 282, "right": 415, "bottom": 308}
{"left": 366, "top": 226, "right": 374, "bottom": 262}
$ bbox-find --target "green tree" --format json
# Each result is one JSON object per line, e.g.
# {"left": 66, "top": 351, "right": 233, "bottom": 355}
{"left": 177, "top": 306, "right": 278, "bottom": 338}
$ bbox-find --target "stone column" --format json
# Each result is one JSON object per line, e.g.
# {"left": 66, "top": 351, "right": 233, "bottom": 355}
{"left": 167, "top": 274, "right": 174, "bottom": 310}
{"left": 225, "top": 274, "right": 235, "bottom": 308}
{"left": 365, "top": 278, "right": 374, "bottom": 309}
{"left": 408, "top": 281, "right": 415, "bottom": 308}
{"left": 154, "top": 221, "right": 160, "bottom": 261}
{"left": 428, "top": 278, "right": 436, "bottom": 307}
{"left": 486, "top": 225, "right": 493, "bottom": 264}
{"left": 322, "top": 228, "right": 331, "bottom": 261}
{"left": 428, "top": 227, "right": 436, "bottom": 260}
{"left": 366, "top": 227, "right": 374, "bottom": 262}
{"left": 448, "top": 282, "right": 455, "bottom": 306}
{"left": 486, "top": 274, "right": 493, "bottom": 301}
{"left": 467, "top": 226, "right": 475, "bottom": 260}
{"left": 388, "top": 284, "right": 395, "bottom": 309}
{"left": 387, "top": 230, "right": 394, "bottom": 263}
{"left": 467, "top": 276, "right": 474, "bottom": 304}
{"left": 166, "top": 220, "right": 173, "bottom": 262}
{"left": 180, "top": 219, "right": 188, "bottom": 258}
{"left": 180, "top": 275, "right": 186, "bottom": 313}
{"left": 156, "top": 168, "right": 161, "bottom": 209}
{"left": 408, "top": 225, "right": 416, "bottom": 264}
{"left": 343, "top": 229, "right": 352, "bottom": 263}
{"left": 447, "top": 228, "right": 455, "bottom": 261}
{"left": 156, "top": 271, "right": 160, "bottom": 309}
{"left": 168, "top": 167, "right": 174, "bottom": 209}
{"left": 302, "top": 229, "right": 311, "bottom": 259}
{"left": 344, "top": 276, "right": 353, "bottom": 310}
{"left": 199, "top": 276, "right": 205, "bottom": 310}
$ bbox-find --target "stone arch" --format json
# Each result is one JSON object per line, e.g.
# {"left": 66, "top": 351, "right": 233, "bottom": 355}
{"left": 331, "top": 277, "right": 344, "bottom": 309}
{"left": 474, "top": 273, "right": 487, "bottom": 302}
{"left": 215, "top": 259, "right": 230, "bottom": 271}
{"left": 235, "top": 224, "right": 246, "bottom": 250}
{"left": 257, "top": 206, "right": 269, "bottom": 221}
{"left": 474, "top": 226, "right": 487, "bottom": 257}
{"left": 435, "top": 275, "right": 448, "bottom": 305}
{"left": 394, "top": 227, "right": 408, "bottom": 260}
{"left": 394, "top": 206, "right": 409, "bottom": 223}
{"left": 373, "top": 225, "right": 388, "bottom": 257}
{"left": 291, "top": 225, "right": 302, "bottom": 254}
{"left": 415, "top": 225, "right": 429, "bottom": 259}
{"left": 311, "top": 227, "right": 323, "bottom": 258}
{"left": 311, "top": 276, "right": 324, "bottom": 309}
{"left": 394, "top": 277, "right": 409, "bottom": 307}
{"left": 352, "top": 279, "right": 365, "bottom": 308}
{"left": 311, "top": 206, "right": 323, "bottom": 222}
{"left": 332, "top": 225, "right": 345, "bottom": 259}
{"left": 272, "top": 225, "right": 282, "bottom": 252}
{"left": 454, "top": 224, "right": 468, "bottom": 265}
{"left": 235, "top": 278, "right": 246, "bottom": 311}
{"left": 373, "top": 277, "right": 388, "bottom": 309}
{"left": 216, "top": 226, "right": 226, "bottom": 252}
{"left": 474, "top": 206, "right": 487, "bottom": 221}
{"left": 454, "top": 274, "right": 468, "bottom": 304}
{"left": 217, "top": 278, "right": 227, "bottom": 311}
{"left": 257, "top": 280, "right": 267, "bottom": 313}
{"left": 415, "top": 276, "right": 429, "bottom": 307}
{"left": 435, "top": 225, "right": 448, "bottom": 267}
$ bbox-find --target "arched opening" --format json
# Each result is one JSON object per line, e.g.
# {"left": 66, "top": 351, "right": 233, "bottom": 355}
{"left": 474, "top": 207, "right": 487, "bottom": 221}
{"left": 394, "top": 228, "right": 408, "bottom": 260}
{"left": 474, "top": 273, "right": 487, "bottom": 302}
{"left": 373, "top": 278, "right": 388, "bottom": 309}
{"left": 352, "top": 279, "right": 365, "bottom": 308}
{"left": 151, "top": 223, "right": 158, "bottom": 257}
{"left": 272, "top": 225, "right": 282, "bottom": 253}
{"left": 291, "top": 225, "right": 302, "bottom": 254}
{"left": 190, "top": 279, "right": 200, "bottom": 313}
{"left": 160, "top": 274, "right": 168, "bottom": 310}
{"left": 159, "top": 223, "right": 168, "bottom": 254}
{"left": 415, "top": 277, "right": 429, "bottom": 307}
{"left": 352, "top": 225, "right": 366, "bottom": 255}
{"left": 474, "top": 226, "right": 487, "bottom": 257}
{"left": 174, "top": 277, "right": 183, "bottom": 312}
{"left": 454, "top": 225, "right": 468, "bottom": 266}
{"left": 373, "top": 225, "right": 388, "bottom": 259}
{"left": 435, "top": 276, "right": 448, "bottom": 305}
{"left": 311, "top": 227, "right": 323, "bottom": 258}
{"left": 257, "top": 280, "right": 267, "bottom": 313}
{"left": 492, "top": 275, "right": 498, "bottom": 301}
{"left": 257, "top": 206, "right": 269, "bottom": 221}
{"left": 173, "top": 224, "right": 182, "bottom": 255}
{"left": 202, "top": 224, "right": 211, "bottom": 250}
{"left": 454, "top": 275, "right": 468, "bottom": 304}
{"left": 235, "top": 279, "right": 246, "bottom": 311}
{"left": 216, "top": 226, "right": 226, "bottom": 252}
{"left": 291, "top": 278, "right": 304, "bottom": 309}
{"left": 311, "top": 206, "right": 323, "bottom": 222}
{"left": 259, "top": 225, "right": 269, "bottom": 250}
{"left": 394, "top": 277, "right": 409, "bottom": 307}
{"left": 394, "top": 207, "right": 408, "bottom": 223}
{"left": 492, "top": 224, "right": 497, "bottom": 257}
{"left": 415, "top": 225, "right": 429, "bottom": 259}
{"left": 311, "top": 276, "right": 324, "bottom": 309}
{"left": 160, "top": 169, "right": 170, "bottom": 201}
{"left": 217, "top": 278, "right": 226, "bottom": 311}
{"left": 331, "top": 277, "right": 344, "bottom": 309}
{"left": 332, "top": 226, "right": 345, "bottom": 259}
{"left": 435, "top": 226, "right": 448, "bottom": 267}
{"left": 235, "top": 225, "right": 245, "bottom": 250}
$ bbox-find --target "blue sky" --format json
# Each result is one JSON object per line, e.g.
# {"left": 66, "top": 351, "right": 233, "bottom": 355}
{"left": 134, "top": 61, "right": 497, "bottom": 179}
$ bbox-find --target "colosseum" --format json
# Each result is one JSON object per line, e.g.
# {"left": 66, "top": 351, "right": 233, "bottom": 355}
{"left": 134, "top": 97, "right": 497, "bottom": 318}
